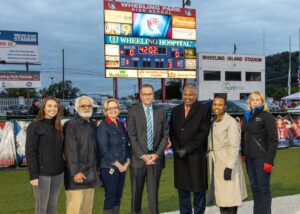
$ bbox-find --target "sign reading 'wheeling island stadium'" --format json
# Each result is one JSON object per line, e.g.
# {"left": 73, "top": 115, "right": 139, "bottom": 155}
{"left": 103, "top": 0, "right": 197, "bottom": 79}
{"left": 0, "top": 30, "right": 39, "bottom": 64}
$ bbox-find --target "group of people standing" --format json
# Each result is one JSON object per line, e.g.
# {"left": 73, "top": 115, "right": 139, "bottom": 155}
{"left": 25, "top": 84, "right": 277, "bottom": 214}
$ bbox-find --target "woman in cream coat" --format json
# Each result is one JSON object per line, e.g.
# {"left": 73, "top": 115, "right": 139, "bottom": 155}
{"left": 208, "top": 97, "right": 247, "bottom": 214}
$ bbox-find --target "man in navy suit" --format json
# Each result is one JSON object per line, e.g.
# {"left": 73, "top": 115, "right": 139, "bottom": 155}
{"left": 127, "top": 84, "right": 169, "bottom": 214}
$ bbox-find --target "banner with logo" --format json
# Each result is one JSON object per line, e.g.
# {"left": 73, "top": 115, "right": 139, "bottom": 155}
{"left": 15, "top": 121, "right": 31, "bottom": 166}
{"left": 0, "top": 121, "right": 16, "bottom": 168}
{"left": 0, "top": 71, "right": 41, "bottom": 88}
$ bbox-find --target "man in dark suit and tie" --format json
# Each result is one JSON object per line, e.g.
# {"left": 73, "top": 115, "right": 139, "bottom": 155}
{"left": 170, "top": 85, "right": 211, "bottom": 214}
{"left": 127, "top": 84, "right": 169, "bottom": 214}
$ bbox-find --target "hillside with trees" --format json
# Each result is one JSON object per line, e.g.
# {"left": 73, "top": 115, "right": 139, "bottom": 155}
{"left": 266, "top": 51, "right": 299, "bottom": 100}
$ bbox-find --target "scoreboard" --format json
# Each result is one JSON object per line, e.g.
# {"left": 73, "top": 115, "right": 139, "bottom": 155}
{"left": 103, "top": 0, "right": 197, "bottom": 79}
{"left": 119, "top": 45, "right": 185, "bottom": 69}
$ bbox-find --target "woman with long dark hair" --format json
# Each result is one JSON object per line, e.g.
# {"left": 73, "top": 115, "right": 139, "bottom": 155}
{"left": 26, "top": 97, "right": 65, "bottom": 214}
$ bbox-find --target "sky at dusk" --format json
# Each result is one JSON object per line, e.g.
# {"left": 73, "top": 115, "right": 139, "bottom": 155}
{"left": 1, "top": 0, "right": 299, "bottom": 97}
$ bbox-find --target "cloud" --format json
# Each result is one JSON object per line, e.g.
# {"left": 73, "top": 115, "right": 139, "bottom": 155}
{"left": 1, "top": 0, "right": 299, "bottom": 97}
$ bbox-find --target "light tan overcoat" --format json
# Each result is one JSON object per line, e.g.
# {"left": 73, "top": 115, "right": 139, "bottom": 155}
{"left": 208, "top": 113, "right": 247, "bottom": 207}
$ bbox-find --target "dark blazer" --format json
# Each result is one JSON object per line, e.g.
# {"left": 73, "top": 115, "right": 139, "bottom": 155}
{"left": 64, "top": 114, "right": 98, "bottom": 190}
{"left": 127, "top": 103, "right": 169, "bottom": 169}
{"left": 97, "top": 118, "right": 130, "bottom": 169}
{"left": 170, "top": 101, "right": 211, "bottom": 192}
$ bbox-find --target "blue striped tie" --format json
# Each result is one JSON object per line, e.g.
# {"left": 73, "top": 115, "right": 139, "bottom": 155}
{"left": 146, "top": 107, "right": 153, "bottom": 151}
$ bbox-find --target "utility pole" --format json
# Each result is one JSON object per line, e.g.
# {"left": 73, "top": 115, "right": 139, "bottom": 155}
{"left": 50, "top": 76, "right": 55, "bottom": 85}
{"left": 62, "top": 49, "right": 65, "bottom": 99}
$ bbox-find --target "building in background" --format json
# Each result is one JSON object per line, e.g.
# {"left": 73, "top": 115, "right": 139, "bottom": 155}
{"left": 197, "top": 52, "right": 265, "bottom": 100}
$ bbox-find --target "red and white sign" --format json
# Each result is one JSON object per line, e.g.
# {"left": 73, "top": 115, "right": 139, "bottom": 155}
{"left": 138, "top": 70, "right": 168, "bottom": 78}
{"left": 0, "top": 71, "right": 41, "bottom": 88}
{"left": 104, "top": 0, "right": 196, "bottom": 17}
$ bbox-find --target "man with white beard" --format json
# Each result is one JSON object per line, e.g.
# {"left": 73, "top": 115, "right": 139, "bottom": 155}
{"left": 64, "top": 96, "right": 99, "bottom": 214}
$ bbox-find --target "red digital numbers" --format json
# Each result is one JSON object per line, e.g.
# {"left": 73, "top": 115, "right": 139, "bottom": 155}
{"left": 129, "top": 49, "right": 135, "bottom": 57}
{"left": 139, "top": 46, "right": 158, "bottom": 54}
{"left": 168, "top": 61, "right": 172, "bottom": 69}
{"left": 175, "top": 51, "right": 180, "bottom": 58}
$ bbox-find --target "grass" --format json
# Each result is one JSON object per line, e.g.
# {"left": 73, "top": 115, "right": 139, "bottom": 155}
{"left": 0, "top": 149, "right": 299, "bottom": 213}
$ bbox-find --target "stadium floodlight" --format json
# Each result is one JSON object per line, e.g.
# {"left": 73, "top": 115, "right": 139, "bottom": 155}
{"left": 183, "top": 0, "right": 191, "bottom": 7}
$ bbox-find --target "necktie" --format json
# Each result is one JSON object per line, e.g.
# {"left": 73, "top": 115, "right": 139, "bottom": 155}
{"left": 185, "top": 106, "right": 190, "bottom": 118}
{"left": 146, "top": 107, "right": 153, "bottom": 151}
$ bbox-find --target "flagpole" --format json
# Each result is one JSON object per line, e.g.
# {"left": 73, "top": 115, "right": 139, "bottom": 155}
{"left": 288, "top": 36, "right": 291, "bottom": 95}
{"left": 298, "top": 28, "right": 300, "bottom": 92}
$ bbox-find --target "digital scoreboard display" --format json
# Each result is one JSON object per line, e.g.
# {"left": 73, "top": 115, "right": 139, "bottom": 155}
{"left": 119, "top": 45, "right": 185, "bottom": 70}
{"left": 103, "top": 0, "right": 197, "bottom": 79}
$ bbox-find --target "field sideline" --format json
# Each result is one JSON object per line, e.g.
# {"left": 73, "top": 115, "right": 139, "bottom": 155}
{"left": 0, "top": 149, "right": 299, "bottom": 213}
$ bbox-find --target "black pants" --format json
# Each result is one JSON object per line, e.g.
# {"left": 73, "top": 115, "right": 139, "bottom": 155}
{"left": 130, "top": 165, "right": 162, "bottom": 214}
{"left": 220, "top": 206, "right": 238, "bottom": 214}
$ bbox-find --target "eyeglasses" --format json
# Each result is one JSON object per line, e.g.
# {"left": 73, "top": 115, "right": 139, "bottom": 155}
{"left": 107, "top": 106, "right": 119, "bottom": 111}
{"left": 141, "top": 93, "right": 154, "bottom": 97}
{"left": 79, "top": 105, "right": 93, "bottom": 109}
{"left": 250, "top": 98, "right": 262, "bottom": 102}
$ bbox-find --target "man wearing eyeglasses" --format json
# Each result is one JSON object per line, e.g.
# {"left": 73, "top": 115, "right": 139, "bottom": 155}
{"left": 127, "top": 84, "right": 169, "bottom": 214}
{"left": 64, "top": 96, "right": 99, "bottom": 214}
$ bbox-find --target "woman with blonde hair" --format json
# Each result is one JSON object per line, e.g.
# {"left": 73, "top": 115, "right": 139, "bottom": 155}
{"left": 96, "top": 98, "right": 130, "bottom": 214}
{"left": 26, "top": 96, "right": 65, "bottom": 214}
{"left": 241, "top": 91, "right": 278, "bottom": 214}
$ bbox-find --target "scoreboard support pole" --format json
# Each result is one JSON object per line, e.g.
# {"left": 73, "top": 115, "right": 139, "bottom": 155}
{"left": 183, "top": 79, "right": 188, "bottom": 88}
{"left": 113, "top": 78, "right": 118, "bottom": 99}
{"left": 161, "top": 79, "right": 166, "bottom": 103}
{"left": 138, "top": 78, "right": 143, "bottom": 101}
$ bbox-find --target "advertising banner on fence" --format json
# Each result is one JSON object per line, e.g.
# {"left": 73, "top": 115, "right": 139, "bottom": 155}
{"left": 0, "top": 121, "right": 16, "bottom": 168}
{"left": 276, "top": 115, "right": 300, "bottom": 147}
{"left": 0, "top": 30, "right": 39, "bottom": 64}
{"left": 0, "top": 71, "right": 41, "bottom": 88}
{"left": 15, "top": 121, "right": 31, "bottom": 166}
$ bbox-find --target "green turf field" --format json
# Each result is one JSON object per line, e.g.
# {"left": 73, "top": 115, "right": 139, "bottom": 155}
{"left": 0, "top": 149, "right": 299, "bottom": 213}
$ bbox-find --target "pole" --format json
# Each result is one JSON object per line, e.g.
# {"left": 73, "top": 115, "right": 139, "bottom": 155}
{"left": 299, "top": 28, "right": 300, "bottom": 92}
{"left": 161, "top": 79, "right": 166, "bottom": 103}
{"left": 50, "top": 77, "right": 55, "bottom": 85}
{"left": 183, "top": 79, "right": 188, "bottom": 87}
{"left": 263, "top": 29, "right": 265, "bottom": 56}
{"left": 288, "top": 36, "right": 291, "bottom": 95}
{"left": 25, "top": 62, "right": 30, "bottom": 115}
{"left": 138, "top": 78, "right": 142, "bottom": 102}
{"left": 263, "top": 29, "right": 266, "bottom": 95}
{"left": 113, "top": 78, "right": 118, "bottom": 99}
{"left": 62, "top": 49, "right": 65, "bottom": 99}
{"left": 182, "top": 0, "right": 187, "bottom": 86}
